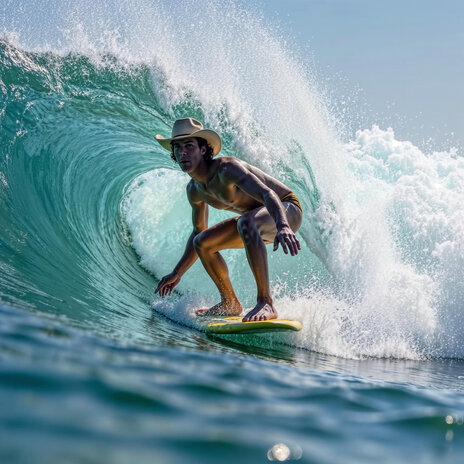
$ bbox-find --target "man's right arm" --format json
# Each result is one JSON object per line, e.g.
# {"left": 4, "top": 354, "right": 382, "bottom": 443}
{"left": 154, "top": 184, "right": 208, "bottom": 297}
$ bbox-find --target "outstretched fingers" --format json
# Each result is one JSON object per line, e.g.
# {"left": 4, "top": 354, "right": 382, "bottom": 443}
{"left": 160, "top": 284, "right": 172, "bottom": 297}
{"left": 273, "top": 235, "right": 280, "bottom": 252}
{"left": 155, "top": 273, "right": 180, "bottom": 298}
{"left": 289, "top": 234, "right": 301, "bottom": 255}
{"left": 154, "top": 282, "right": 167, "bottom": 297}
{"left": 159, "top": 284, "right": 172, "bottom": 297}
{"left": 274, "top": 231, "right": 301, "bottom": 256}
{"left": 273, "top": 235, "right": 286, "bottom": 254}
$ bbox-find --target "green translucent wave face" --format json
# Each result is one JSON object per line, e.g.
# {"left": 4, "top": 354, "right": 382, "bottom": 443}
{"left": 0, "top": 41, "right": 161, "bottom": 333}
{"left": 0, "top": 41, "right": 325, "bottom": 339}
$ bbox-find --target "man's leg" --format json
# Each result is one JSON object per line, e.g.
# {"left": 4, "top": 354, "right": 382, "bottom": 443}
{"left": 194, "top": 203, "right": 302, "bottom": 320}
{"left": 193, "top": 217, "right": 245, "bottom": 316}
{"left": 238, "top": 203, "right": 302, "bottom": 322}
{"left": 237, "top": 208, "right": 276, "bottom": 321}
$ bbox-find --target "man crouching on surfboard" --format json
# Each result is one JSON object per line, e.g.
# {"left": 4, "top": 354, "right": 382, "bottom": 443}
{"left": 154, "top": 118, "right": 302, "bottom": 322}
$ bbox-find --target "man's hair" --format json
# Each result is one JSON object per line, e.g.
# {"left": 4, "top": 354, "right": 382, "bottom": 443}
{"left": 170, "top": 137, "right": 214, "bottom": 163}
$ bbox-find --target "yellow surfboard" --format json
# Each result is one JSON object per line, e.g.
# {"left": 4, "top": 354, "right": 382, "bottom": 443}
{"left": 205, "top": 316, "right": 302, "bottom": 335}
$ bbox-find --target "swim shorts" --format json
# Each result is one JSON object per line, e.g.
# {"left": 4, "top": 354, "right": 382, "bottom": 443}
{"left": 280, "top": 192, "right": 302, "bottom": 212}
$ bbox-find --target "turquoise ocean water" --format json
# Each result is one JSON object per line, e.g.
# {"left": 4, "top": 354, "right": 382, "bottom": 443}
{"left": 1, "top": 1, "right": 464, "bottom": 462}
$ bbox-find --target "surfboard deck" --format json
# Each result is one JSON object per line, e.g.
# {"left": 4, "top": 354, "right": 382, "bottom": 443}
{"left": 205, "top": 316, "right": 302, "bottom": 334}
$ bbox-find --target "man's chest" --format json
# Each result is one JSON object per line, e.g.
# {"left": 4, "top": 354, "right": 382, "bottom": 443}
{"left": 197, "top": 181, "right": 243, "bottom": 209}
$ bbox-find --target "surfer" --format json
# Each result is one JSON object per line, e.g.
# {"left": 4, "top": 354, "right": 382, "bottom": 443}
{"left": 154, "top": 118, "right": 302, "bottom": 322}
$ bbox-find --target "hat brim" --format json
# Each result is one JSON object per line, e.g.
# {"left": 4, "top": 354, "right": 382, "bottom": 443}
{"left": 155, "top": 129, "right": 222, "bottom": 156}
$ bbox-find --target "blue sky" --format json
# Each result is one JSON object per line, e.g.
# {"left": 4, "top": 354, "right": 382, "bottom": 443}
{"left": 254, "top": 0, "right": 463, "bottom": 150}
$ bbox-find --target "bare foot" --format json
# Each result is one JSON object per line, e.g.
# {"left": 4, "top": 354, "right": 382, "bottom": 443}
{"left": 196, "top": 299, "right": 243, "bottom": 317}
{"left": 242, "top": 301, "right": 278, "bottom": 322}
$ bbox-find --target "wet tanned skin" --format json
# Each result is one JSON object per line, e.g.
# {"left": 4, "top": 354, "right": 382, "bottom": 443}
{"left": 154, "top": 138, "right": 302, "bottom": 322}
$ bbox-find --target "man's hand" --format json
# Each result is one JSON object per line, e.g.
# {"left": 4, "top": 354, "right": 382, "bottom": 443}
{"left": 155, "top": 272, "right": 181, "bottom": 297}
{"left": 273, "top": 225, "right": 301, "bottom": 256}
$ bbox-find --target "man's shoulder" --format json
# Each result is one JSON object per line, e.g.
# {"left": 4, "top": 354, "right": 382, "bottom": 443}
{"left": 186, "top": 179, "right": 201, "bottom": 202}
{"left": 216, "top": 157, "right": 249, "bottom": 178}
{"left": 217, "top": 156, "right": 245, "bottom": 167}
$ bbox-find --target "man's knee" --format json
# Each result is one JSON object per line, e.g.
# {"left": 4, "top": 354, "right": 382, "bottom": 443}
{"left": 237, "top": 215, "right": 259, "bottom": 242}
{"left": 193, "top": 232, "right": 209, "bottom": 253}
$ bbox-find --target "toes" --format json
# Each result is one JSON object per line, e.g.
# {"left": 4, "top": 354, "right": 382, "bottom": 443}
{"left": 243, "top": 306, "right": 277, "bottom": 322}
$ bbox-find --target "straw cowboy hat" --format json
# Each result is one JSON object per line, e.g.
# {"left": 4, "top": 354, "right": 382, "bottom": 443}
{"left": 155, "top": 118, "right": 222, "bottom": 156}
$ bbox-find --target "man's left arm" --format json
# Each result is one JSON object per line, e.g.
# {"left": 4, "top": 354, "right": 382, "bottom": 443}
{"left": 221, "top": 163, "right": 301, "bottom": 256}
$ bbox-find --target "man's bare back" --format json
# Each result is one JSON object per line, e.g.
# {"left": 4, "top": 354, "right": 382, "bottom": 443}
{"left": 154, "top": 118, "right": 302, "bottom": 322}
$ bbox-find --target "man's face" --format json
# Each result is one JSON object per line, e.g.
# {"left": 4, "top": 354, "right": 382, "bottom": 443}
{"left": 172, "top": 138, "right": 206, "bottom": 172}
